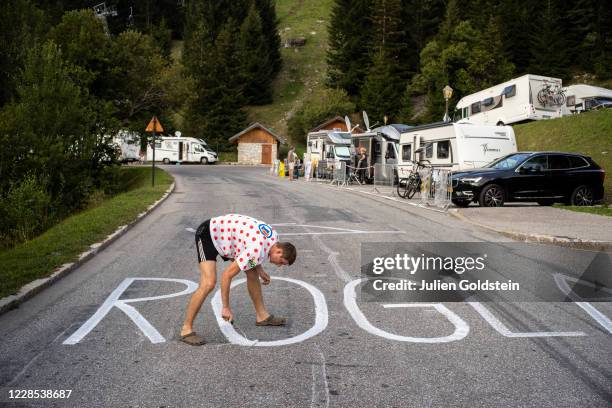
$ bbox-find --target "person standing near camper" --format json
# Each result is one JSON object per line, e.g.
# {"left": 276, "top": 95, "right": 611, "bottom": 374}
{"left": 180, "top": 214, "right": 297, "bottom": 346}
{"left": 287, "top": 146, "right": 297, "bottom": 181}
{"left": 357, "top": 147, "right": 368, "bottom": 183}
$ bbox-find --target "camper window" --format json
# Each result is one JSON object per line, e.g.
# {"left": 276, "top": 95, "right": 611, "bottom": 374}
{"left": 385, "top": 144, "right": 396, "bottom": 159}
{"left": 462, "top": 107, "right": 469, "bottom": 118}
{"left": 502, "top": 84, "right": 516, "bottom": 98}
{"left": 402, "top": 145, "right": 412, "bottom": 161}
{"left": 425, "top": 144, "right": 433, "bottom": 159}
{"left": 483, "top": 97, "right": 494, "bottom": 106}
{"left": 155, "top": 141, "right": 162, "bottom": 148}
{"left": 471, "top": 101, "right": 481, "bottom": 114}
{"left": 437, "top": 141, "right": 450, "bottom": 159}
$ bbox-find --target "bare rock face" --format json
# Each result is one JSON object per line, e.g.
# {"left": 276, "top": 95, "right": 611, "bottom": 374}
{"left": 284, "top": 37, "right": 307, "bottom": 48}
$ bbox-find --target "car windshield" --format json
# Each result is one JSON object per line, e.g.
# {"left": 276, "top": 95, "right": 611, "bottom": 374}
{"left": 485, "top": 153, "right": 531, "bottom": 169}
{"left": 335, "top": 146, "right": 351, "bottom": 158}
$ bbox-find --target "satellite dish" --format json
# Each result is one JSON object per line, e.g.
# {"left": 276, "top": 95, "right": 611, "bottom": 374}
{"left": 363, "top": 111, "right": 370, "bottom": 132}
{"left": 175, "top": 131, "right": 182, "bottom": 138}
{"left": 344, "top": 116, "right": 352, "bottom": 134}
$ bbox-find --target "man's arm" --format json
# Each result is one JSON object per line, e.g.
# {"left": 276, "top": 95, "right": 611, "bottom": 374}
{"left": 220, "top": 260, "right": 242, "bottom": 321}
{"left": 255, "top": 265, "right": 271, "bottom": 285}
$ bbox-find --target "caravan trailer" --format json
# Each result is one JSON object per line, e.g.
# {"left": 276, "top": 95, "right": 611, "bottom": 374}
{"left": 563, "top": 84, "right": 612, "bottom": 113}
{"left": 146, "top": 136, "right": 217, "bottom": 164}
{"left": 396, "top": 122, "right": 517, "bottom": 177}
{"left": 454, "top": 74, "right": 565, "bottom": 126}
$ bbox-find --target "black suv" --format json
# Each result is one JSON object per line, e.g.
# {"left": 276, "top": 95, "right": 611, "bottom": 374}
{"left": 451, "top": 152, "right": 605, "bottom": 207}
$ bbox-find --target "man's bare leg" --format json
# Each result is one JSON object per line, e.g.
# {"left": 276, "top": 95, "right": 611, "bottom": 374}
{"left": 245, "top": 268, "right": 270, "bottom": 322}
{"left": 181, "top": 260, "right": 217, "bottom": 336}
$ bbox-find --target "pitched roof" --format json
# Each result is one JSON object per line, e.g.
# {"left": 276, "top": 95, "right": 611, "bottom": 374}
{"left": 228, "top": 122, "right": 287, "bottom": 144}
{"left": 309, "top": 116, "right": 347, "bottom": 132}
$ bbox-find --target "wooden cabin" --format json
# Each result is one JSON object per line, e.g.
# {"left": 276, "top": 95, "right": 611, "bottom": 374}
{"left": 229, "top": 123, "right": 286, "bottom": 165}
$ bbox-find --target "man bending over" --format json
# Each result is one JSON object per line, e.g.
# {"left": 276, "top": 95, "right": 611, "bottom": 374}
{"left": 180, "top": 213, "right": 297, "bottom": 346}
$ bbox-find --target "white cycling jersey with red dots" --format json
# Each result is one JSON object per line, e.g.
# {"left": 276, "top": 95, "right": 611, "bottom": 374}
{"left": 209, "top": 214, "right": 278, "bottom": 271}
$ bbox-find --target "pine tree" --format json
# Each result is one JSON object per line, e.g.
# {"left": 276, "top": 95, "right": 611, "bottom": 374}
{"left": 400, "top": 0, "right": 445, "bottom": 74}
{"left": 237, "top": 2, "right": 273, "bottom": 105}
{"left": 0, "top": 0, "right": 47, "bottom": 107}
{"left": 255, "top": 0, "right": 282, "bottom": 75}
{"left": 326, "top": 0, "right": 374, "bottom": 97}
{"left": 360, "top": 49, "right": 404, "bottom": 123}
{"left": 529, "top": 0, "right": 569, "bottom": 79}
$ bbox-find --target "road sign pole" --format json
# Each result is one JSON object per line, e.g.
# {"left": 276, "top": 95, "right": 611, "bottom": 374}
{"left": 152, "top": 118, "right": 156, "bottom": 187}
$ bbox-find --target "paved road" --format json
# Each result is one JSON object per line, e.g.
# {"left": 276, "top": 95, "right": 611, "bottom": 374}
{"left": 1, "top": 165, "right": 610, "bottom": 408}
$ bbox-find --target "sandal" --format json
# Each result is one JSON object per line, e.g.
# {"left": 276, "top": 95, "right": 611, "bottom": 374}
{"left": 180, "top": 332, "right": 206, "bottom": 346}
{"left": 256, "top": 314, "right": 286, "bottom": 326}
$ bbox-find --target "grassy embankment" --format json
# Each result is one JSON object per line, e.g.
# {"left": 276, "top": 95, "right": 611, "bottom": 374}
{"left": 514, "top": 109, "right": 612, "bottom": 215}
{"left": 0, "top": 167, "right": 173, "bottom": 298}
{"left": 247, "top": 0, "right": 332, "bottom": 138}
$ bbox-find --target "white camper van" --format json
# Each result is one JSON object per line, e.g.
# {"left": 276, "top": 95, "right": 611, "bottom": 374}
{"left": 113, "top": 130, "right": 141, "bottom": 163}
{"left": 306, "top": 130, "right": 352, "bottom": 162}
{"left": 454, "top": 74, "right": 565, "bottom": 126}
{"left": 146, "top": 136, "right": 217, "bottom": 164}
{"left": 563, "top": 84, "right": 612, "bottom": 113}
{"left": 397, "top": 122, "right": 517, "bottom": 176}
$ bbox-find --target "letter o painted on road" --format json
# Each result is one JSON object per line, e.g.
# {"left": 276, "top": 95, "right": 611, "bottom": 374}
{"left": 211, "top": 277, "right": 328, "bottom": 347}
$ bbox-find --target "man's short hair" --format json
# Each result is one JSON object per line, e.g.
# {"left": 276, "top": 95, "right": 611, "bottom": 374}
{"left": 276, "top": 242, "right": 297, "bottom": 265}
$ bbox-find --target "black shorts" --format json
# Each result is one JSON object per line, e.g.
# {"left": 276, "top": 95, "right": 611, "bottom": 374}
{"left": 195, "top": 219, "right": 229, "bottom": 263}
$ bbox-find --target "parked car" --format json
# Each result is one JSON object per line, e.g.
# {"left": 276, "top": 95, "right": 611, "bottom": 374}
{"left": 451, "top": 152, "right": 605, "bottom": 207}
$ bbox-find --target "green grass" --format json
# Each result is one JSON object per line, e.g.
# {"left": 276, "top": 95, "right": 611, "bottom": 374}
{"left": 218, "top": 151, "right": 238, "bottom": 162}
{"left": 246, "top": 0, "right": 333, "bottom": 136}
{"left": 514, "top": 109, "right": 612, "bottom": 204}
{"left": 555, "top": 205, "right": 612, "bottom": 217}
{"left": 0, "top": 167, "right": 173, "bottom": 298}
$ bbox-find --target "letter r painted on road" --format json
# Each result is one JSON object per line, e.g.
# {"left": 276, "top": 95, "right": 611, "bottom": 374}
{"left": 63, "top": 278, "right": 198, "bottom": 345}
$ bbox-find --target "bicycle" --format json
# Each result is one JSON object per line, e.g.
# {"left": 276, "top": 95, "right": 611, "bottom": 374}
{"left": 397, "top": 160, "right": 430, "bottom": 199}
{"left": 537, "top": 82, "right": 566, "bottom": 107}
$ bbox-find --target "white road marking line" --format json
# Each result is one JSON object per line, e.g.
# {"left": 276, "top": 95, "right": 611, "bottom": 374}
{"left": 554, "top": 273, "right": 612, "bottom": 334}
{"left": 344, "top": 278, "right": 469, "bottom": 343}
{"left": 63, "top": 278, "right": 198, "bottom": 345}
{"left": 185, "top": 227, "right": 196, "bottom": 233}
{"left": 211, "top": 277, "right": 328, "bottom": 347}
{"left": 311, "top": 234, "right": 352, "bottom": 282}
{"left": 468, "top": 301, "right": 585, "bottom": 337}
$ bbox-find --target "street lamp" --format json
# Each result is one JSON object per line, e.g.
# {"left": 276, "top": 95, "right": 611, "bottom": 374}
{"left": 443, "top": 85, "right": 453, "bottom": 122}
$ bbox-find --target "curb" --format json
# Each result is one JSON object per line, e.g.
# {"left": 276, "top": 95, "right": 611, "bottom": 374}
{"left": 0, "top": 181, "right": 176, "bottom": 316}
{"left": 448, "top": 209, "right": 612, "bottom": 251}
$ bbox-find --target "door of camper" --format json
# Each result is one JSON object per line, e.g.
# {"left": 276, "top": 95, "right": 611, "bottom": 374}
{"left": 454, "top": 124, "right": 517, "bottom": 168}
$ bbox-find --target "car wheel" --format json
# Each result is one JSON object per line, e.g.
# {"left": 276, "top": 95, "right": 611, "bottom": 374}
{"left": 496, "top": 121, "right": 505, "bottom": 126}
{"left": 200, "top": 157, "right": 208, "bottom": 164}
{"left": 452, "top": 199, "right": 470, "bottom": 208}
{"left": 570, "top": 185, "right": 594, "bottom": 206}
{"left": 162, "top": 158, "right": 170, "bottom": 164}
{"left": 537, "top": 199, "right": 554, "bottom": 206}
{"left": 479, "top": 184, "right": 505, "bottom": 207}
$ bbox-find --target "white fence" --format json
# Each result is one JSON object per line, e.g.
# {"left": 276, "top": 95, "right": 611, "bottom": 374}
{"left": 418, "top": 168, "right": 453, "bottom": 209}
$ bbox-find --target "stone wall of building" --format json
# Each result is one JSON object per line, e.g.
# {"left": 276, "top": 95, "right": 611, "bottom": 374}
{"left": 237, "top": 143, "right": 262, "bottom": 164}
{"left": 237, "top": 142, "right": 278, "bottom": 165}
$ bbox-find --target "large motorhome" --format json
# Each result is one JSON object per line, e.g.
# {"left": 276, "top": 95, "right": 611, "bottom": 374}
{"left": 563, "top": 84, "right": 612, "bottom": 113}
{"left": 454, "top": 74, "right": 565, "bottom": 126}
{"left": 351, "top": 124, "right": 411, "bottom": 182}
{"left": 396, "top": 122, "right": 517, "bottom": 177}
{"left": 146, "top": 136, "right": 217, "bottom": 164}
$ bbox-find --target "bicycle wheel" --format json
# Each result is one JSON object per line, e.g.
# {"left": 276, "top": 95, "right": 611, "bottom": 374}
{"left": 406, "top": 176, "right": 421, "bottom": 199}
{"left": 397, "top": 178, "right": 409, "bottom": 198}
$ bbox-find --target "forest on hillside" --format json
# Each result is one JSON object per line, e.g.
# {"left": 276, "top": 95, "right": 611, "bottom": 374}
{"left": 324, "top": 0, "right": 612, "bottom": 126}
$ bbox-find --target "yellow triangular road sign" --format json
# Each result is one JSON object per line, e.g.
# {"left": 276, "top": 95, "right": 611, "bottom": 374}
{"left": 146, "top": 116, "right": 164, "bottom": 133}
